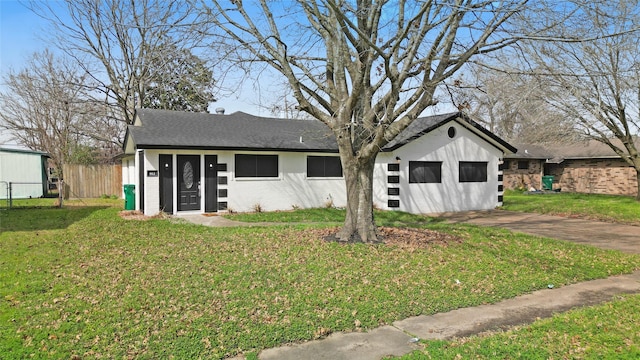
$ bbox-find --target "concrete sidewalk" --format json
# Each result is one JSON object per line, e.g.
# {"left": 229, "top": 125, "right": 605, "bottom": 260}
{"left": 254, "top": 271, "right": 640, "bottom": 360}
{"left": 179, "top": 211, "right": 640, "bottom": 360}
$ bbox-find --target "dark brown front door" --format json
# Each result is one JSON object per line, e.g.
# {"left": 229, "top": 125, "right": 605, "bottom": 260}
{"left": 178, "top": 155, "right": 200, "bottom": 211}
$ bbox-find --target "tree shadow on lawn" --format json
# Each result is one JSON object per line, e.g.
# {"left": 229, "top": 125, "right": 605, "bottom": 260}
{"left": 0, "top": 206, "right": 109, "bottom": 233}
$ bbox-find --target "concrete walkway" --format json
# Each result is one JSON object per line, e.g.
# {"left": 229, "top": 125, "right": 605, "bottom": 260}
{"left": 178, "top": 211, "right": 640, "bottom": 360}
{"left": 256, "top": 271, "right": 640, "bottom": 360}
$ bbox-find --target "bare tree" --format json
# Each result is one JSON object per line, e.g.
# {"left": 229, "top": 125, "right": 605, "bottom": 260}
{"left": 29, "top": 0, "right": 212, "bottom": 128}
{"left": 447, "top": 66, "right": 579, "bottom": 145}
{"left": 0, "top": 50, "right": 100, "bottom": 177}
{"left": 520, "top": 1, "right": 640, "bottom": 199}
{"left": 200, "top": 0, "right": 533, "bottom": 242}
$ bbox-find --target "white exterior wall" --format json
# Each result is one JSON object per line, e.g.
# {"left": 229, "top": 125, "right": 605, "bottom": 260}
{"left": 132, "top": 121, "right": 504, "bottom": 215}
{"left": 138, "top": 149, "right": 346, "bottom": 215}
{"left": 373, "top": 121, "right": 502, "bottom": 214}
{"left": 0, "top": 151, "right": 45, "bottom": 199}
{"left": 121, "top": 156, "right": 135, "bottom": 198}
{"left": 228, "top": 151, "right": 346, "bottom": 213}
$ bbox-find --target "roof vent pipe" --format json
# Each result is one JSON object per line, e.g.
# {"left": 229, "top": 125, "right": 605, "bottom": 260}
{"left": 215, "top": 107, "right": 225, "bottom": 115}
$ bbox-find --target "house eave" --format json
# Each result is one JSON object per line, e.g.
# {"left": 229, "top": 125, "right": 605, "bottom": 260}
{"left": 134, "top": 144, "right": 340, "bottom": 153}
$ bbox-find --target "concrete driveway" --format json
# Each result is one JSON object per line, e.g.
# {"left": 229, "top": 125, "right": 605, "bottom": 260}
{"left": 437, "top": 210, "right": 640, "bottom": 254}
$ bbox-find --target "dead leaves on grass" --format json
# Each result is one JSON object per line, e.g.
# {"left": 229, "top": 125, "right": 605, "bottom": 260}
{"left": 118, "top": 211, "right": 170, "bottom": 221}
{"left": 309, "top": 226, "right": 462, "bottom": 250}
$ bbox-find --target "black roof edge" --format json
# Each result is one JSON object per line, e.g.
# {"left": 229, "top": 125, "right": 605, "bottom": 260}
{"left": 381, "top": 112, "right": 517, "bottom": 154}
{"left": 122, "top": 126, "right": 132, "bottom": 152}
{"left": 135, "top": 145, "right": 340, "bottom": 153}
{"left": 382, "top": 113, "right": 461, "bottom": 152}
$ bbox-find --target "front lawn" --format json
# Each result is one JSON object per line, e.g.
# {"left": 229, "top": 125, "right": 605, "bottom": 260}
{"left": 502, "top": 191, "right": 640, "bottom": 225}
{"left": 1, "top": 205, "right": 638, "bottom": 358}
{"left": 225, "top": 207, "right": 436, "bottom": 228}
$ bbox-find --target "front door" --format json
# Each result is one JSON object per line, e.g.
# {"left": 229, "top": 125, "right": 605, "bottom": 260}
{"left": 178, "top": 155, "right": 200, "bottom": 211}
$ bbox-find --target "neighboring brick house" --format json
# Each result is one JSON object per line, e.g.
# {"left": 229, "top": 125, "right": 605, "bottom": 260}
{"left": 546, "top": 141, "right": 638, "bottom": 197}
{"left": 503, "top": 144, "right": 549, "bottom": 191}
{"left": 504, "top": 140, "right": 639, "bottom": 197}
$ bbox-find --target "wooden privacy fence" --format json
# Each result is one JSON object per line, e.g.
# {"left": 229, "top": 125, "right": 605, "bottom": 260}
{"left": 63, "top": 164, "right": 122, "bottom": 199}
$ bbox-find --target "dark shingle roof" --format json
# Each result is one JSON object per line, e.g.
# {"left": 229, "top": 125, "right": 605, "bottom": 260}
{"left": 549, "top": 139, "right": 640, "bottom": 160}
{"left": 128, "top": 109, "right": 337, "bottom": 152}
{"left": 125, "top": 109, "right": 516, "bottom": 154}
{"left": 507, "top": 139, "right": 640, "bottom": 162}
{"left": 504, "top": 144, "right": 552, "bottom": 159}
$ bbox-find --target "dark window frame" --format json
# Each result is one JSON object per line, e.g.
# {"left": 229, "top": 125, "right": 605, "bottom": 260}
{"left": 459, "top": 161, "right": 488, "bottom": 183}
{"left": 306, "top": 156, "right": 343, "bottom": 178}
{"left": 409, "top": 161, "right": 442, "bottom": 183}
{"left": 235, "top": 154, "right": 279, "bottom": 178}
{"left": 517, "top": 160, "right": 529, "bottom": 170}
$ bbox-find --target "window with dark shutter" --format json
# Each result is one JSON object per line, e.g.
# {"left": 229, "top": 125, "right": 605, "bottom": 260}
{"left": 459, "top": 161, "right": 487, "bottom": 182}
{"left": 307, "top": 156, "right": 343, "bottom": 177}
{"left": 235, "top": 154, "right": 278, "bottom": 177}
{"left": 409, "top": 161, "right": 442, "bottom": 183}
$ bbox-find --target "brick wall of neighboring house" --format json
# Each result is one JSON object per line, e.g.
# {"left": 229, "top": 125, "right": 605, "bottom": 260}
{"left": 546, "top": 159, "right": 638, "bottom": 196}
{"left": 503, "top": 159, "right": 544, "bottom": 190}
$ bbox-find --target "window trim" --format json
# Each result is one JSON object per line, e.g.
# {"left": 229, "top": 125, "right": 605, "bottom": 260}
{"left": 459, "top": 161, "right": 488, "bottom": 183}
{"left": 409, "top": 161, "right": 442, "bottom": 184}
{"left": 306, "top": 155, "right": 343, "bottom": 178}
{"left": 234, "top": 154, "right": 279, "bottom": 178}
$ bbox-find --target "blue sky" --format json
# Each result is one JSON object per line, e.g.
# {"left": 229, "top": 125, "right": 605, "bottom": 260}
{"left": 0, "top": 0, "right": 456, "bottom": 148}
{"left": 0, "top": 0, "right": 269, "bottom": 148}
{"left": 0, "top": 0, "right": 49, "bottom": 71}
{"left": 0, "top": 0, "right": 56, "bottom": 147}
{"left": 0, "top": 0, "right": 265, "bottom": 115}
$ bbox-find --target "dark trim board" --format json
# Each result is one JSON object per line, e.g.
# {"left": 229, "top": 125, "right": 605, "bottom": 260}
{"left": 205, "top": 155, "right": 218, "bottom": 212}
{"left": 159, "top": 154, "right": 173, "bottom": 213}
{"left": 135, "top": 145, "right": 341, "bottom": 153}
{"left": 138, "top": 151, "right": 145, "bottom": 212}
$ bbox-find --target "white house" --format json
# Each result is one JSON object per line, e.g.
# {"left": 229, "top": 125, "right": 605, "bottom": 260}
{"left": 122, "top": 109, "right": 516, "bottom": 215}
{"left": 0, "top": 148, "right": 50, "bottom": 199}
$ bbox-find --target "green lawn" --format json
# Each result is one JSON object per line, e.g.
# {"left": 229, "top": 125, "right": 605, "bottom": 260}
{"left": 502, "top": 190, "right": 640, "bottom": 225}
{"left": 1, "top": 202, "right": 639, "bottom": 358}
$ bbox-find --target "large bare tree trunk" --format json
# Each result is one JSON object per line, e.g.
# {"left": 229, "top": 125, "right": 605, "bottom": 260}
{"left": 337, "top": 154, "right": 379, "bottom": 243}
{"left": 201, "top": 0, "right": 535, "bottom": 243}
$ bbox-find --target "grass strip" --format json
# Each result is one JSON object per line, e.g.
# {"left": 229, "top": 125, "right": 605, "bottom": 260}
{"left": 502, "top": 191, "right": 640, "bottom": 225}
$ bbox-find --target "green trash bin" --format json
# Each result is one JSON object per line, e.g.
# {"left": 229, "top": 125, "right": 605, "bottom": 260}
{"left": 124, "top": 184, "right": 135, "bottom": 210}
{"left": 542, "top": 175, "right": 554, "bottom": 191}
